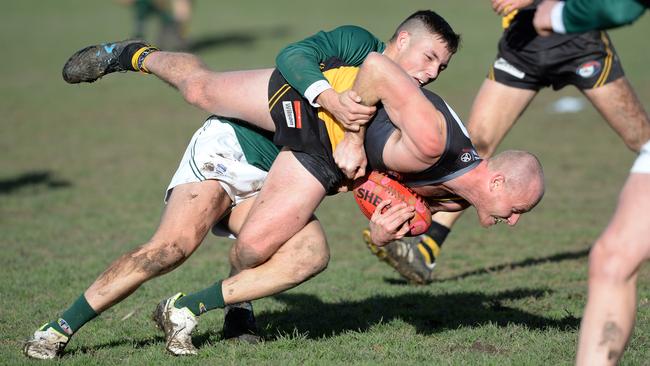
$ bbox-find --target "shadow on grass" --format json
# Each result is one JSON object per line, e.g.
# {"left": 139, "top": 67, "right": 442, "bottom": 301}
{"left": 187, "top": 25, "right": 291, "bottom": 53}
{"left": 384, "top": 248, "right": 591, "bottom": 286}
{"left": 62, "top": 288, "right": 579, "bottom": 354}
{"left": 66, "top": 335, "right": 164, "bottom": 357}
{"left": 0, "top": 171, "right": 71, "bottom": 195}
{"left": 249, "top": 288, "right": 579, "bottom": 341}
{"left": 437, "top": 248, "right": 590, "bottom": 283}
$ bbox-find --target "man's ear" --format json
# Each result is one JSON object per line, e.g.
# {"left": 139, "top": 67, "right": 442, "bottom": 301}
{"left": 396, "top": 30, "right": 410, "bottom": 50}
{"left": 489, "top": 174, "right": 505, "bottom": 192}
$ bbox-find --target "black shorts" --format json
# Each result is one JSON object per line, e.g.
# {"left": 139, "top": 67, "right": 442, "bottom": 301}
{"left": 489, "top": 31, "right": 624, "bottom": 91}
{"left": 268, "top": 69, "right": 343, "bottom": 194}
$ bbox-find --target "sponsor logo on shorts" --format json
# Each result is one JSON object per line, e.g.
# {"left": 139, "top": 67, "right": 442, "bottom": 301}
{"left": 215, "top": 163, "right": 227, "bottom": 175}
{"left": 282, "top": 101, "right": 296, "bottom": 128}
{"left": 460, "top": 152, "right": 472, "bottom": 163}
{"left": 58, "top": 318, "right": 73, "bottom": 335}
{"left": 494, "top": 57, "right": 525, "bottom": 79}
{"left": 576, "top": 60, "right": 601, "bottom": 78}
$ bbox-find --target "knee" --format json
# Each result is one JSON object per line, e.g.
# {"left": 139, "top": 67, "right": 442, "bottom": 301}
{"left": 588, "top": 235, "right": 638, "bottom": 285}
{"left": 134, "top": 235, "right": 197, "bottom": 276}
{"left": 286, "top": 237, "right": 330, "bottom": 284}
{"left": 233, "top": 233, "right": 277, "bottom": 269}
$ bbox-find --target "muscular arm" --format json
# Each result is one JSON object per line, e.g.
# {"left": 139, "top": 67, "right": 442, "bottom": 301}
{"left": 351, "top": 52, "right": 446, "bottom": 173}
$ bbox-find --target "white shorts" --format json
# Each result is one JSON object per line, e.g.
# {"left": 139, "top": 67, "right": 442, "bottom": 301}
{"left": 165, "top": 117, "right": 269, "bottom": 236}
{"left": 631, "top": 140, "right": 650, "bottom": 174}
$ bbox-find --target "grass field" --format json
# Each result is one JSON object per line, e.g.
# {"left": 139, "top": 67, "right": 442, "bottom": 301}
{"left": 2, "top": 1, "right": 650, "bottom": 364}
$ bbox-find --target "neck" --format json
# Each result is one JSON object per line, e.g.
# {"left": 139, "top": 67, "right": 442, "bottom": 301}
{"left": 383, "top": 43, "right": 398, "bottom": 61}
{"left": 444, "top": 162, "right": 488, "bottom": 207}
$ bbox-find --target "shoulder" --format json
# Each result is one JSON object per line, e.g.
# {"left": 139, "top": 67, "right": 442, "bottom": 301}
{"left": 329, "top": 25, "right": 379, "bottom": 40}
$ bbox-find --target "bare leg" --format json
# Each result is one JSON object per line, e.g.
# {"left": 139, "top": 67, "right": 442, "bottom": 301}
{"left": 85, "top": 181, "right": 230, "bottom": 312}
{"left": 582, "top": 77, "right": 650, "bottom": 153}
{"left": 232, "top": 150, "right": 327, "bottom": 270}
{"left": 223, "top": 217, "right": 330, "bottom": 304}
{"left": 142, "top": 52, "right": 276, "bottom": 131}
{"left": 576, "top": 173, "right": 650, "bottom": 365}
{"left": 431, "top": 79, "right": 537, "bottom": 228}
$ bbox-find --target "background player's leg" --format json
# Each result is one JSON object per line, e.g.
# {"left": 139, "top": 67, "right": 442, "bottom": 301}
{"left": 576, "top": 173, "right": 650, "bottom": 365}
{"left": 582, "top": 77, "right": 650, "bottom": 153}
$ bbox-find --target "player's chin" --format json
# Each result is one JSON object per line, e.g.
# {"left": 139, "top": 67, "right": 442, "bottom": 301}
{"left": 479, "top": 217, "right": 494, "bottom": 228}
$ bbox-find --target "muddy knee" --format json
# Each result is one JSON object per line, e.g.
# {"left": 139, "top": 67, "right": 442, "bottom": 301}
{"left": 286, "top": 236, "right": 330, "bottom": 284}
{"left": 131, "top": 237, "right": 195, "bottom": 276}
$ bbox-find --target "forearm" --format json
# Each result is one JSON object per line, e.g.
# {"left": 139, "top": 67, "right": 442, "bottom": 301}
{"left": 556, "top": 0, "right": 647, "bottom": 33}
{"left": 276, "top": 25, "right": 385, "bottom": 105}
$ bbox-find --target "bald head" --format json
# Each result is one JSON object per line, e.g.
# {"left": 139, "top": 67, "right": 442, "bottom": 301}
{"left": 488, "top": 150, "right": 545, "bottom": 210}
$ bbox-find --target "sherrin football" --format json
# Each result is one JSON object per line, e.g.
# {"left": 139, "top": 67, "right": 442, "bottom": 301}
{"left": 353, "top": 171, "right": 431, "bottom": 236}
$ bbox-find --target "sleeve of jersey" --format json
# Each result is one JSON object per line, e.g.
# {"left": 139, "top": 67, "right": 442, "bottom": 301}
{"left": 275, "top": 25, "right": 385, "bottom": 106}
{"left": 562, "top": 0, "right": 647, "bottom": 33}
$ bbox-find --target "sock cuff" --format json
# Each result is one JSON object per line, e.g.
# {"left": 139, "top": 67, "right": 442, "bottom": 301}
{"left": 131, "top": 46, "right": 159, "bottom": 73}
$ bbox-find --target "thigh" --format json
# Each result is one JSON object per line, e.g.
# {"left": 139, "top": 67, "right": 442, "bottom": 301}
{"left": 201, "top": 68, "right": 276, "bottom": 131}
{"left": 236, "top": 149, "right": 327, "bottom": 256}
{"left": 582, "top": 77, "right": 650, "bottom": 153}
{"left": 466, "top": 79, "right": 537, "bottom": 157}
{"left": 153, "top": 180, "right": 232, "bottom": 250}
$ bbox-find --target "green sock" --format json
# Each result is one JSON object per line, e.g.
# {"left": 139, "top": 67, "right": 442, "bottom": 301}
{"left": 175, "top": 280, "right": 225, "bottom": 316}
{"left": 47, "top": 295, "right": 98, "bottom": 337}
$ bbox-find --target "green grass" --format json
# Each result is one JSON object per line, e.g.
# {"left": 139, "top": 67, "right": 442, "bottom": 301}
{"left": 2, "top": 1, "right": 650, "bottom": 364}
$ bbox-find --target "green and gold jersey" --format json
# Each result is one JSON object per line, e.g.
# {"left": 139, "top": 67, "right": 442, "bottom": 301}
{"left": 275, "top": 25, "right": 385, "bottom": 98}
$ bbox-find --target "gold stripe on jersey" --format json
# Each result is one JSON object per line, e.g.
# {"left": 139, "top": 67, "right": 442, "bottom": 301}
{"left": 318, "top": 66, "right": 360, "bottom": 152}
{"left": 268, "top": 83, "right": 291, "bottom": 111}
{"left": 594, "top": 31, "right": 613, "bottom": 88}
{"left": 488, "top": 65, "right": 495, "bottom": 81}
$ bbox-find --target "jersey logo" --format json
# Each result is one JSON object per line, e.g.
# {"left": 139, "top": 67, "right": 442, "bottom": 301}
{"left": 576, "top": 60, "right": 601, "bottom": 78}
{"left": 282, "top": 101, "right": 302, "bottom": 128}
{"left": 459, "top": 148, "right": 480, "bottom": 164}
{"left": 494, "top": 57, "right": 525, "bottom": 79}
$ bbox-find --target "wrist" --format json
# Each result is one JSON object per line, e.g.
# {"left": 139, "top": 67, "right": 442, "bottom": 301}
{"left": 305, "top": 80, "right": 333, "bottom": 107}
{"left": 550, "top": 1, "right": 566, "bottom": 33}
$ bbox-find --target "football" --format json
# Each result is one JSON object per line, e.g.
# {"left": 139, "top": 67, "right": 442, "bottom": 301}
{"left": 352, "top": 171, "right": 432, "bottom": 236}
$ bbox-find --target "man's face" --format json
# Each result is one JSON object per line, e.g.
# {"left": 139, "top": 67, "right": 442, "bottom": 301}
{"left": 475, "top": 178, "right": 539, "bottom": 228}
{"left": 392, "top": 30, "right": 453, "bottom": 86}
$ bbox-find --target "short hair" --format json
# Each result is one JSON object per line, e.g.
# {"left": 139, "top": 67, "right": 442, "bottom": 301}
{"left": 488, "top": 150, "right": 545, "bottom": 208}
{"left": 390, "top": 10, "right": 461, "bottom": 53}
